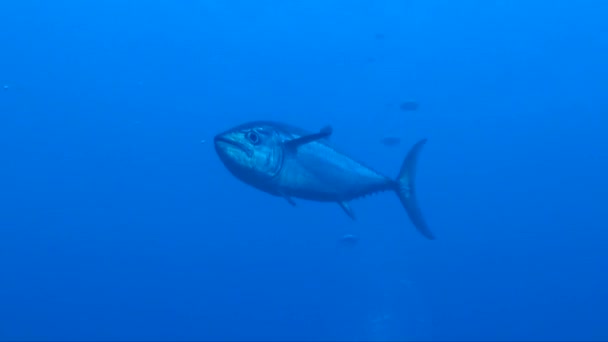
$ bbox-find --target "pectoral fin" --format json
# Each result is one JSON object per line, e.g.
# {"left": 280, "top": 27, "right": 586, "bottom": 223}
{"left": 338, "top": 201, "right": 356, "bottom": 220}
{"left": 285, "top": 126, "right": 333, "bottom": 151}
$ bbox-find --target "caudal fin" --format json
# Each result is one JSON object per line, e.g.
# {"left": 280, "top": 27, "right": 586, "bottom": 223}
{"left": 396, "top": 139, "right": 435, "bottom": 240}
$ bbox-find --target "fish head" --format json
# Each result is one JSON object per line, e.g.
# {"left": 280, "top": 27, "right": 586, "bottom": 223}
{"left": 214, "top": 122, "right": 284, "bottom": 184}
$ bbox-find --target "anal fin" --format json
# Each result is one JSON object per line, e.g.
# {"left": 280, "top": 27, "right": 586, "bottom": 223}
{"left": 283, "top": 195, "right": 296, "bottom": 206}
{"left": 339, "top": 201, "right": 356, "bottom": 220}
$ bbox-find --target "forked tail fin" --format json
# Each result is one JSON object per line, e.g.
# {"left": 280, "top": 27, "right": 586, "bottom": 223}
{"left": 395, "top": 139, "right": 435, "bottom": 240}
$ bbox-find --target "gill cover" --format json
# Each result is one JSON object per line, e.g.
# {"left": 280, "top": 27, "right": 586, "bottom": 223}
{"left": 214, "top": 125, "right": 284, "bottom": 184}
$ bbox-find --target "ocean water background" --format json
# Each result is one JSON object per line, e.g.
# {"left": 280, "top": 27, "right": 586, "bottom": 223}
{"left": 1, "top": 0, "right": 607, "bottom": 340}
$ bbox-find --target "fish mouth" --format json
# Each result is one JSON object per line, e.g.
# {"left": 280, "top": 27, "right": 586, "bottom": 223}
{"left": 214, "top": 135, "right": 238, "bottom": 147}
{"left": 214, "top": 135, "right": 252, "bottom": 156}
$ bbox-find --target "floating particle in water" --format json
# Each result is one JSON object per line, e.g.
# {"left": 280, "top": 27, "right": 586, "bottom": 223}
{"left": 380, "top": 136, "right": 401, "bottom": 146}
{"left": 400, "top": 100, "right": 419, "bottom": 111}
{"left": 374, "top": 33, "right": 386, "bottom": 40}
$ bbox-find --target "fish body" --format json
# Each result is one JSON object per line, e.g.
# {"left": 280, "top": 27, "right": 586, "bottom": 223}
{"left": 214, "top": 120, "right": 434, "bottom": 239}
{"left": 380, "top": 136, "right": 402, "bottom": 146}
{"left": 339, "top": 233, "right": 360, "bottom": 246}
{"left": 400, "top": 100, "right": 419, "bottom": 111}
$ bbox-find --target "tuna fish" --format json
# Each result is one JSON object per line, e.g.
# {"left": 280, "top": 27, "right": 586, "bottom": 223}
{"left": 213, "top": 121, "right": 434, "bottom": 240}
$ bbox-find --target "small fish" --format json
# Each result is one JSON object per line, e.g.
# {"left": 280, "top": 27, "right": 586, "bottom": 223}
{"left": 400, "top": 100, "right": 419, "bottom": 111}
{"left": 213, "top": 121, "right": 434, "bottom": 240}
{"left": 380, "top": 136, "right": 401, "bottom": 146}
{"left": 339, "top": 233, "right": 359, "bottom": 245}
{"left": 374, "top": 33, "right": 386, "bottom": 40}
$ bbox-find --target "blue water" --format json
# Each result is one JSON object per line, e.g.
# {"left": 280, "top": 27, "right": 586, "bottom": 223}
{"left": 1, "top": 0, "right": 607, "bottom": 340}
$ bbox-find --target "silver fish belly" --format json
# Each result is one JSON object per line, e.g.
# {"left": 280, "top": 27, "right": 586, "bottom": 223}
{"left": 273, "top": 138, "right": 395, "bottom": 202}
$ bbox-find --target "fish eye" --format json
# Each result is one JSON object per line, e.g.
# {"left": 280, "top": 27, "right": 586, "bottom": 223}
{"left": 247, "top": 131, "right": 260, "bottom": 144}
